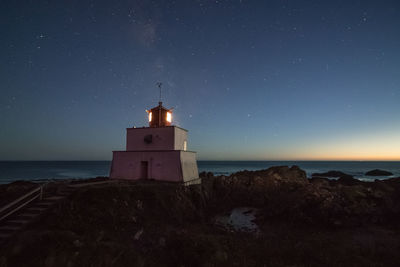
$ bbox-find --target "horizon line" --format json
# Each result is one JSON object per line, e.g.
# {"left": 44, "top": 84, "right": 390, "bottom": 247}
{"left": 1, "top": 159, "right": 400, "bottom": 162}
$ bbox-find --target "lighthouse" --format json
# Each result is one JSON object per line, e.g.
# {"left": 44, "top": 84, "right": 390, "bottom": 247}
{"left": 109, "top": 93, "right": 200, "bottom": 184}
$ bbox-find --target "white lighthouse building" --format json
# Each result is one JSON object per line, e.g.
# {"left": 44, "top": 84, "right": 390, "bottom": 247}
{"left": 109, "top": 100, "right": 200, "bottom": 184}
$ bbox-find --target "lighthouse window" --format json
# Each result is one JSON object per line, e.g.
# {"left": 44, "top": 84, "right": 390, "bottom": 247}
{"left": 148, "top": 112, "right": 152, "bottom": 122}
{"left": 184, "top": 140, "right": 187, "bottom": 151}
{"left": 166, "top": 112, "right": 172, "bottom": 123}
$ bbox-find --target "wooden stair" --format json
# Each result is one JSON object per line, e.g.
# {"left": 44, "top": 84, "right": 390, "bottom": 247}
{"left": 0, "top": 186, "right": 75, "bottom": 246}
{"left": 0, "top": 180, "right": 114, "bottom": 246}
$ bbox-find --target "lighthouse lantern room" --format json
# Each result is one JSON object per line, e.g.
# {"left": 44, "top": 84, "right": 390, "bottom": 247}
{"left": 146, "top": 102, "right": 172, "bottom": 127}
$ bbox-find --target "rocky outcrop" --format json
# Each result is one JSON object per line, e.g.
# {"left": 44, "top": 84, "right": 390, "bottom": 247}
{"left": 203, "top": 166, "right": 309, "bottom": 209}
{"left": 218, "top": 165, "right": 309, "bottom": 189}
{"left": 365, "top": 169, "right": 393, "bottom": 176}
{"left": 202, "top": 166, "right": 400, "bottom": 227}
{"left": 1, "top": 168, "right": 400, "bottom": 266}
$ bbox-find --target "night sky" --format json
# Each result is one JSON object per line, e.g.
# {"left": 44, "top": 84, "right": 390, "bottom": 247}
{"left": 1, "top": 0, "right": 399, "bottom": 161}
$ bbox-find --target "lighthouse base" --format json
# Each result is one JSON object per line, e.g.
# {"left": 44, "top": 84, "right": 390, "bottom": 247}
{"left": 109, "top": 150, "right": 200, "bottom": 184}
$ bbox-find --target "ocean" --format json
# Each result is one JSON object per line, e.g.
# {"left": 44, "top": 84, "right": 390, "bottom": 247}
{"left": 0, "top": 161, "right": 399, "bottom": 184}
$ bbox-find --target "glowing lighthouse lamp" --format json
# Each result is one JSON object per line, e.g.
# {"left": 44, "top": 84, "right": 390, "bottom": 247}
{"left": 110, "top": 85, "right": 199, "bottom": 184}
{"left": 147, "top": 109, "right": 171, "bottom": 124}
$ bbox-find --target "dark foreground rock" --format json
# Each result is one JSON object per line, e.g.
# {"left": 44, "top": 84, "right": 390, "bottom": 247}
{"left": 336, "top": 175, "right": 363, "bottom": 186}
{"left": 365, "top": 169, "right": 393, "bottom": 176}
{"left": 1, "top": 166, "right": 400, "bottom": 266}
{"left": 312, "top": 170, "right": 350, "bottom": 178}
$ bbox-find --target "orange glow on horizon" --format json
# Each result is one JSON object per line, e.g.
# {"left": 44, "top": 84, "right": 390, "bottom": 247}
{"left": 275, "top": 155, "right": 400, "bottom": 161}
{"left": 252, "top": 129, "right": 400, "bottom": 161}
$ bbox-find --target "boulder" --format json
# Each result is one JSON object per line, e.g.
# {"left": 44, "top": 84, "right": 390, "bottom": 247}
{"left": 208, "top": 166, "right": 309, "bottom": 208}
{"left": 309, "top": 177, "right": 331, "bottom": 185}
{"left": 229, "top": 165, "right": 309, "bottom": 189}
{"left": 311, "top": 171, "right": 350, "bottom": 178}
{"left": 381, "top": 177, "right": 400, "bottom": 188}
{"left": 337, "top": 175, "right": 362, "bottom": 186}
{"left": 365, "top": 169, "right": 393, "bottom": 176}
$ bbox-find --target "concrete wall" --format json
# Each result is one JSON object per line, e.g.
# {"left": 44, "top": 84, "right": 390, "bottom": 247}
{"left": 110, "top": 151, "right": 183, "bottom": 182}
{"left": 180, "top": 151, "right": 199, "bottom": 183}
{"left": 126, "top": 126, "right": 189, "bottom": 152}
{"left": 126, "top": 127, "right": 175, "bottom": 151}
{"left": 174, "top": 127, "right": 188, "bottom": 151}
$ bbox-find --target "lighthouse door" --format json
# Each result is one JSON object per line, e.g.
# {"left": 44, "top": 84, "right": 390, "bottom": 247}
{"left": 140, "top": 161, "right": 148, "bottom": 179}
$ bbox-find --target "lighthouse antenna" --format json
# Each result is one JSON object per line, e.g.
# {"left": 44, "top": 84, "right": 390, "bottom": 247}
{"left": 156, "top": 82, "right": 163, "bottom": 103}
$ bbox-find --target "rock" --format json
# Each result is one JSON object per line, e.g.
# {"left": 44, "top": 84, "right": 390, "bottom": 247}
{"left": 309, "top": 177, "right": 332, "bottom": 186}
{"left": 380, "top": 177, "right": 400, "bottom": 189}
{"left": 136, "top": 200, "right": 143, "bottom": 210}
{"left": 134, "top": 228, "right": 144, "bottom": 240}
{"left": 216, "top": 165, "right": 309, "bottom": 192}
{"left": 311, "top": 171, "right": 350, "bottom": 178}
{"left": 158, "top": 237, "right": 166, "bottom": 246}
{"left": 207, "top": 166, "right": 309, "bottom": 210}
{"left": 215, "top": 250, "right": 228, "bottom": 262}
{"left": 96, "top": 231, "right": 105, "bottom": 242}
{"left": 365, "top": 169, "right": 393, "bottom": 176}
{"left": 337, "top": 175, "right": 361, "bottom": 186}
{"left": 249, "top": 165, "right": 309, "bottom": 187}
{"left": 199, "top": 171, "right": 214, "bottom": 179}
{"left": 73, "top": 239, "right": 83, "bottom": 248}
{"left": 44, "top": 255, "right": 56, "bottom": 267}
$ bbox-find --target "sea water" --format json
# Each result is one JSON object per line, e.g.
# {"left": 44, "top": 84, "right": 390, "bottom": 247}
{"left": 0, "top": 161, "right": 399, "bottom": 184}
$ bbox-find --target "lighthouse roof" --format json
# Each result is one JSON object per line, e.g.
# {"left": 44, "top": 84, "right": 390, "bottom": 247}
{"left": 148, "top": 102, "right": 170, "bottom": 112}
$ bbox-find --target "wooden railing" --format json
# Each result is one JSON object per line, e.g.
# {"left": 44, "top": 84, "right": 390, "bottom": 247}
{"left": 0, "top": 183, "right": 47, "bottom": 222}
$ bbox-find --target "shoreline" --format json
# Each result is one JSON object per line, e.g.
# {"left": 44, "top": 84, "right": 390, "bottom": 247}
{"left": 1, "top": 166, "right": 399, "bottom": 185}
{"left": 1, "top": 160, "right": 400, "bottom": 184}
